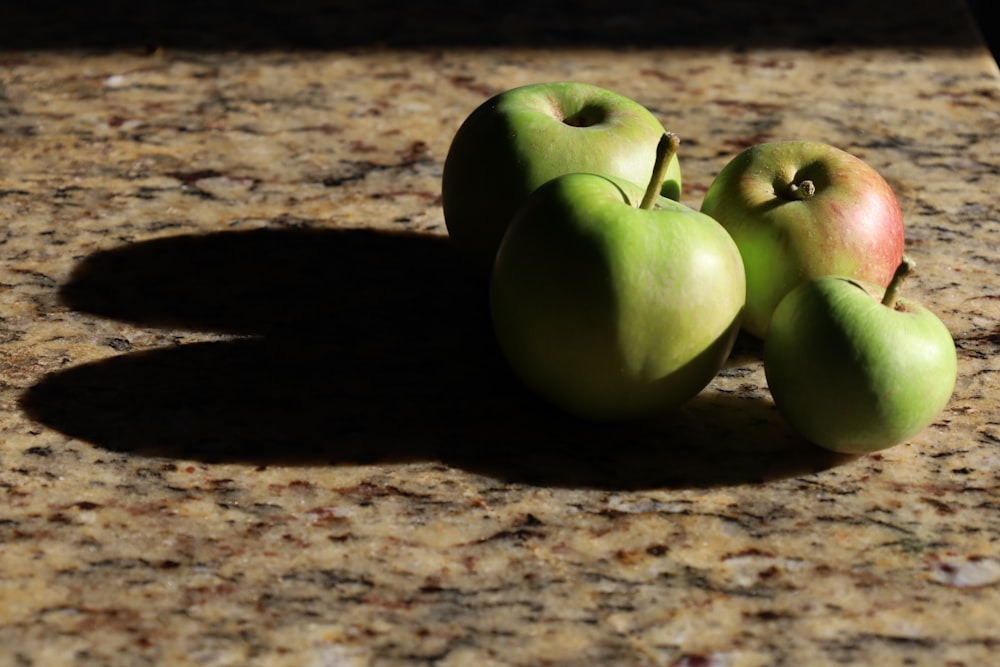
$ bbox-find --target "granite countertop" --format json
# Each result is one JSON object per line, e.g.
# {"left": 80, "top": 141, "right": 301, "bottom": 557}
{"left": 2, "top": 1, "right": 999, "bottom": 665}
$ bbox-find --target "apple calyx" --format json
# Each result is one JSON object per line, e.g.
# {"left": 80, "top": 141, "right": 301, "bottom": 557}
{"left": 782, "top": 179, "right": 816, "bottom": 201}
{"left": 881, "top": 255, "right": 915, "bottom": 310}
{"left": 639, "top": 133, "right": 681, "bottom": 210}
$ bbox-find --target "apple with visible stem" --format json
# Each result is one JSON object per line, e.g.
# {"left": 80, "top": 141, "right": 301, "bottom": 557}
{"left": 490, "top": 134, "right": 745, "bottom": 420}
{"left": 700, "top": 140, "right": 905, "bottom": 339}
{"left": 763, "top": 256, "right": 957, "bottom": 454}
{"left": 442, "top": 81, "right": 682, "bottom": 274}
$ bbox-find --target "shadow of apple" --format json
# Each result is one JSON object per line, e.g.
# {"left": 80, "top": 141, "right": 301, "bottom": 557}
{"left": 20, "top": 227, "right": 851, "bottom": 490}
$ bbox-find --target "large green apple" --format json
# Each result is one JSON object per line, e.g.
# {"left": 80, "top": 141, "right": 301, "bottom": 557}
{"left": 763, "top": 258, "right": 956, "bottom": 454}
{"left": 700, "top": 140, "right": 904, "bottom": 338}
{"left": 442, "top": 81, "right": 682, "bottom": 273}
{"left": 490, "top": 135, "right": 744, "bottom": 420}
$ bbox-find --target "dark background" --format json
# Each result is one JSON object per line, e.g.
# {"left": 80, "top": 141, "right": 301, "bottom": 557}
{"left": 967, "top": 0, "right": 998, "bottom": 58}
{"left": 0, "top": 0, "right": 995, "bottom": 58}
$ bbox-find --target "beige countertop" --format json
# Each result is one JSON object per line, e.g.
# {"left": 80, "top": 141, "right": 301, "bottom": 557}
{"left": 2, "top": 2, "right": 999, "bottom": 665}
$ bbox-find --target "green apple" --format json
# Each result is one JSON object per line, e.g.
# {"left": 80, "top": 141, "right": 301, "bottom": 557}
{"left": 763, "top": 257, "right": 956, "bottom": 454}
{"left": 442, "top": 81, "right": 682, "bottom": 273}
{"left": 490, "top": 135, "right": 744, "bottom": 420}
{"left": 700, "top": 140, "right": 905, "bottom": 338}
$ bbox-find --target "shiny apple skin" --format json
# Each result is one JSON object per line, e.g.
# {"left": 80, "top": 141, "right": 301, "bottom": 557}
{"left": 764, "top": 276, "right": 956, "bottom": 453}
{"left": 701, "top": 141, "right": 904, "bottom": 338}
{"left": 490, "top": 173, "right": 744, "bottom": 421}
{"left": 443, "top": 82, "right": 681, "bottom": 274}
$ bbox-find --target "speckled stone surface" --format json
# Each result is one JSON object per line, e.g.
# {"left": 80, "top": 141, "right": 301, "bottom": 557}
{"left": 2, "top": 2, "right": 1000, "bottom": 665}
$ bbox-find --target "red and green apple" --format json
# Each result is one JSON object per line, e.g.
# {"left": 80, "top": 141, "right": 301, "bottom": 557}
{"left": 700, "top": 140, "right": 905, "bottom": 338}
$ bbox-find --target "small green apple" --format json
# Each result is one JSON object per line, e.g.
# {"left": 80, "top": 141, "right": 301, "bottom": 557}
{"left": 442, "top": 81, "right": 682, "bottom": 273}
{"left": 700, "top": 140, "right": 905, "bottom": 338}
{"left": 763, "top": 257, "right": 957, "bottom": 454}
{"left": 490, "top": 135, "right": 744, "bottom": 420}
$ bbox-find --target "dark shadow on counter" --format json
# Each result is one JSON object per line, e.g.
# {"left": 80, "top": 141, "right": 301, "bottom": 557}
{"left": 20, "top": 227, "right": 852, "bottom": 490}
{"left": 0, "top": 0, "right": 987, "bottom": 52}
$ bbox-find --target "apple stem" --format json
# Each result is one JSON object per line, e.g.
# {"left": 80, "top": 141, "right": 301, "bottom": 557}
{"left": 881, "top": 255, "right": 915, "bottom": 309}
{"left": 639, "top": 132, "right": 679, "bottom": 210}
{"left": 786, "top": 180, "right": 816, "bottom": 200}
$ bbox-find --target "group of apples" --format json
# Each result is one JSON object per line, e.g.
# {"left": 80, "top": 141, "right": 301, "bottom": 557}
{"left": 440, "top": 82, "right": 957, "bottom": 455}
